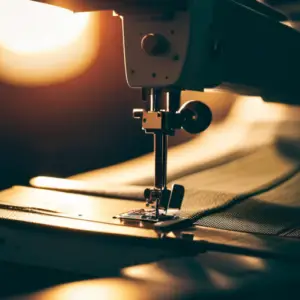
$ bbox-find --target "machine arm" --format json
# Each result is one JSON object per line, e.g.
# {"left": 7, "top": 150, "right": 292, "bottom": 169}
{"left": 31, "top": 0, "right": 300, "bottom": 105}
{"left": 31, "top": 0, "right": 186, "bottom": 12}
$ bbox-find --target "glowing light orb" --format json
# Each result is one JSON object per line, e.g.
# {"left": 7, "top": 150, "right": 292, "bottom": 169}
{"left": 0, "top": 0, "right": 100, "bottom": 86}
{"left": 0, "top": 0, "right": 89, "bottom": 54}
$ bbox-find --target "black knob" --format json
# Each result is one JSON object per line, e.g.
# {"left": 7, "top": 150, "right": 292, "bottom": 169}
{"left": 141, "top": 33, "right": 170, "bottom": 56}
{"left": 179, "top": 101, "right": 212, "bottom": 134}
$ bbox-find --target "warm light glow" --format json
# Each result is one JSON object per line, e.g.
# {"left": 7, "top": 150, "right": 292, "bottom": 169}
{"left": 0, "top": 0, "right": 89, "bottom": 54}
{"left": 233, "top": 96, "right": 288, "bottom": 122}
{"left": 30, "top": 176, "right": 91, "bottom": 190}
{"left": 0, "top": 0, "right": 100, "bottom": 86}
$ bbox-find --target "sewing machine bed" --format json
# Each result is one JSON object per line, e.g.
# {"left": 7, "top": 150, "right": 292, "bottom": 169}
{"left": 0, "top": 185, "right": 300, "bottom": 279}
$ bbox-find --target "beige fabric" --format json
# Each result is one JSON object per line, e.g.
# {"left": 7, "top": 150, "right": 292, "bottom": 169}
{"left": 177, "top": 144, "right": 299, "bottom": 195}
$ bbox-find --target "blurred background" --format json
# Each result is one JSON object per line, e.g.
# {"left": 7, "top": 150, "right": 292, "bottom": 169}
{"left": 0, "top": 0, "right": 236, "bottom": 190}
{"left": 0, "top": 1, "right": 150, "bottom": 190}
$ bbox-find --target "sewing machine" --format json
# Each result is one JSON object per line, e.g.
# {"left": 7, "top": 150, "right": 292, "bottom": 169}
{"left": 29, "top": 0, "right": 300, "bottom": 227}
{"left": 1, "top": 0, "right": 300, "bottom": 297}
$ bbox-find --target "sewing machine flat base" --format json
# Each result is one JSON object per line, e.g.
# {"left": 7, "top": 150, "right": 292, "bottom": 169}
{"left": 0, "top": 186, "right": 300, "bottom": 278}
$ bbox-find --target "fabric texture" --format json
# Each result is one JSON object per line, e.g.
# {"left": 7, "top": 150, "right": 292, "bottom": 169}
{"left": 33, "top": 121, "right": 300, "bottom": 237}
{"left": 194, "top": 168, "right": 300, "bottom": 235}
{"left": 173, "top": 140, "right": 300, "bottom": 235}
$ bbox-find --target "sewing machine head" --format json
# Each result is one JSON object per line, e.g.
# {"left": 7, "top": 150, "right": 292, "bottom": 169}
{"left": 29, "top": 0, "right": 300, "bottom": 228}
{"left": 31, "top": 0, "right": 296, "bottom": 97}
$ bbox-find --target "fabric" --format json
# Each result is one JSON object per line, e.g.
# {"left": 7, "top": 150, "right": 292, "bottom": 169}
{"left": 155, "top": 140, "right": 300, "bottom": 233}
{"left": 194, "top": 168, "right": 300, "bottom": 235}
{"left": 172, "top": 140, "right": 300, "bottom": 234}
{"left": 32, "top": 121, "right": 300, "bottom": 237}
{"left": 30, "top": 177, "right": 146, "bottom": 201}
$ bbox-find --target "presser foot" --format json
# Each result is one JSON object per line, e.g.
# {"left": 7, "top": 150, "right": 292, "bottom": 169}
{"left": 115, "top": 184, "right": 185, "bottom": 223}
{"left": 115, "top": 208, "right": 179, "bottom": 223}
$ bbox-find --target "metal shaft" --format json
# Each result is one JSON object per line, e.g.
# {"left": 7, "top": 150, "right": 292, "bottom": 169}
{"left": 151, "top": 89, "right": 168, "bottom": 190}
{"left": 154, "top": 132, "right": 168, "bottom": 189}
